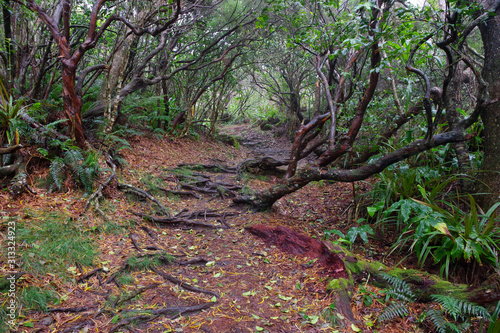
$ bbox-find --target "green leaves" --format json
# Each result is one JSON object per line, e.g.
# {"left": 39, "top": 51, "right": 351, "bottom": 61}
{"left": 346, "top": 224, "right": 374, "bottom": 245}
{"left": 0, "top": 77, "right": 28, "bottom": 145}
{"left": 324, "top": 222, "right": 373, "bottom": 250}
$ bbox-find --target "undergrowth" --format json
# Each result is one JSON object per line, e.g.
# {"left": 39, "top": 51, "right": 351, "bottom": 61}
{"left": 14, "top": 212, "right": 98, "bottom": 279}
{"left": 372, "top": 273, "right": 495, "bottom": 332}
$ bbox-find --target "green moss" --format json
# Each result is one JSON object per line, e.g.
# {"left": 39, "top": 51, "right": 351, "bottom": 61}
{"left": 387, "top": 268, "right": 425, "bottom": 284}
{"left": 428, "top": 279, "right": 468, "bottom": 299}
{"left": 344, "top": 259, "right": 387, "bottom": 275}
{"left": 326, "top": 278, "right": 351, "bottom": 291}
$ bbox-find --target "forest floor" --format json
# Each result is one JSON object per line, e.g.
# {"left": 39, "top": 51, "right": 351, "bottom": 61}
{"left": 1, "top": 124, "right": 442, "bottom": 332}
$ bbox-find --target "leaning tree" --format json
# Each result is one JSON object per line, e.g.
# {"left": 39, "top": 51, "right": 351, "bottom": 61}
{"left": 234, "top": 0, "right": 500, "bottom": 210}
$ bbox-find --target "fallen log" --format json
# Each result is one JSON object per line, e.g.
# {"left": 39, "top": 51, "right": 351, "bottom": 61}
{"left": 246, "top": 224, "right": 500, "bottom": 329}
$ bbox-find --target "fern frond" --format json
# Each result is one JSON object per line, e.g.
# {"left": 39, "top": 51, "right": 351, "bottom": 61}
{"left": 62, "top": 148, "right": 99, "bottom": 193}
{"left": 431, "top": 295, "right": 490, "bottom": 321}
{"left": 378, "top": 301, "right": 409, "bottom": 322}
{"left": 49, "top": 158, "right": 66, "bottom": 190}
{"left": 378, "top": 272, "right": 417, "bottom": 302}
{"left": 426, "top": 309, "right": 448, "bottom": 333}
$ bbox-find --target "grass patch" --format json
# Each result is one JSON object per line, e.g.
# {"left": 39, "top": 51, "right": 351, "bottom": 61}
{"left": 99, "top": 219, "right": 133, "bottom": 235}
{"left": 125, "top": 252, "right": 175, "bottom": 271}
{"left": 116, "top": 273, "right": 136, "bottom": 286}
{"left": 20, "top": 286, "right": 58, "bottom": 311}
{"left": 0, "top": 308, "right": 9, "bottom": 333}
{"left": 15, "top": 212, "right": 97, "bottom": 278}
{"left": 140, "top": 174, "right": 165, "bottom": 191}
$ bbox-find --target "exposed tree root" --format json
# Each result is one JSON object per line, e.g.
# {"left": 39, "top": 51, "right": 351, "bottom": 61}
{"left": 176, "top": 163, "right": 237, "bottom": 173}
{"left": 237, "top": 156, "right": 289, "bottom": 177}
{"left": 61, "top": 320, "right": 95, "bottom": 333}
{"left": 167, "top": 169, "right": 242, "bottom": 198}
{"left": 84, "top": 154, "right": 117, "bottom": 220}
{"left": 140, "top": 225, "right": 158, "bottom": 240}
{"left": 7, "top": 155, "right": 36, "bottom": 196}
{"left": 114, "top": 283, "right": 160, "bottom": 308}
{"left": 118, "top": 183, "right": 170, "bottom": 216}
{"left": 129, "top": 232, "right": 143, "bottom": 252}
{"left": 130, "top": 209, "right": 236, "bottom": 229}
{"left": 77, "top": 268, "right": 104, "bottom": 283}
{"left": 47, "top": 306, "right": 96, "bottom": 313}
{"left": 176, "top": 257, "right": 209, "bottom": 266}
{"left": 0, "top": 144, "right": 24, "bottom": 155}
{"left": 110, "top": 303, "right": 214, "bottom": 333}
{"left": 151, "top": 266, "right": 219, "bottom": 298}
{"left": 157, "top": 187, "right": 201, "bottom": 198}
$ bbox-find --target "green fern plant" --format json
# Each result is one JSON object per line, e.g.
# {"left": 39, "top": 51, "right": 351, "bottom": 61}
{"left": 486, "top": 300, "right": 500, "bottom": 333}
{"left": 0, "top": 77, "right": 27, "bottom": 146}
{"left": 426, "top": 295, "right": 491, "bottom": 333}
{"left": 379, "top": 272, "right": 417, "bottom": 303}
{"left": 426, "top": 309, "right": 470, "bottom": 333}
{"left": 48, "top": 143, "right": 100, "bottom": 193}
{"left": 49, "top": 157, "right": 66, "bottom": 190}
{"left": 432, "top": 295, "right": 490, "bottom": 321}
{"left": 377, "top": 273, "right": 417, "bottom": 323}
{"left": 379, "top": 301, "right": 410, "bottom": 322}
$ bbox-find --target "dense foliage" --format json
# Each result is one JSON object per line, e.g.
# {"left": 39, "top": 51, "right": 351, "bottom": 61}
{"left": 1, "top": 0, "right": 499, "bottom": 330}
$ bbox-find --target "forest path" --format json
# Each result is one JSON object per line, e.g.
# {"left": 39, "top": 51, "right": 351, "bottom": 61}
{"left": 1, "top": 126, "right": 395, "bottom": 333}
{"left": 221, "top": 123, "right": 292, "bottom": 160}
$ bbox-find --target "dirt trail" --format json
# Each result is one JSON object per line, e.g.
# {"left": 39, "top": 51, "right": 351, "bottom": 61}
{"left": 221, "top": 123, "right": 292, "bottom": 161}
{"left": 1, "top": 126, "right": 395, "bottom": 333}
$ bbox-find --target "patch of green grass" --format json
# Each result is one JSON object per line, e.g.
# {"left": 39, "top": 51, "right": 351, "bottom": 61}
{"left": 116, "top": 273, "right": 136, "bottom": 286}
{"left": 168, "top": 193, "right": 181, "bottom": 202}
{"left": 20, "top": 286, "right": 58, "bottom": 311}
{"left": 140, "top": 174, "right": 165, "bottom": 191}
{"left": 125, "top": 252, "right": 175, "bottom": 271}
{"left": 15, "top": 212, "right": 97, "bottom": 278}
{"left": 97, "top": 218, "right": 133, "bottom": 235}
{"left": 0, "top": 308, "right": 9, "bottom": 333}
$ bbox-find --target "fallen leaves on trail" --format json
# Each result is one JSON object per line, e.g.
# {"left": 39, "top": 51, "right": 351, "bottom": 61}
{"left": 1, "top": 127, "right": 428, "bottom": 333}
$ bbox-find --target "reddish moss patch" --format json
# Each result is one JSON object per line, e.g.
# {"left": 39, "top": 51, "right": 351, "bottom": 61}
{"left": 246, "top": 224, "right": 348, "bottom": 278}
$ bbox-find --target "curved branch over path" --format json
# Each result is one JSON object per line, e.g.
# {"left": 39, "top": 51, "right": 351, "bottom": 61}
{"left": 234, "top": 130, "right": 476, "bottom": 210}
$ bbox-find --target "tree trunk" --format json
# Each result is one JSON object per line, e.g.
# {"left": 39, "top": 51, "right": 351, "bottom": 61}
{"left": 444, "top": 62, "right": 471, "bottom": 174}
{"left": 161, "top": 78, "right": 170, "bottom": 128}
{"left": 61, "top": 61, "right": 86, "bottom": 148}
{"left": 478, "top": 0, "right": 500, "bottom": 210}
{"left": 2, "top": 0, "right": 14, "bottom": 89}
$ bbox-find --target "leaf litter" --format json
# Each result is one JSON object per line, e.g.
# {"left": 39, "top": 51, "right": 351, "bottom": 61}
{"left": 0, "top": 128, "right": 423, "bottom": 332}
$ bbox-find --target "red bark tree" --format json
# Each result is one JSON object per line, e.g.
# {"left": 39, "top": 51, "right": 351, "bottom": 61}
{"left": 23, "top": 0, "right": 181, "bottom": 148}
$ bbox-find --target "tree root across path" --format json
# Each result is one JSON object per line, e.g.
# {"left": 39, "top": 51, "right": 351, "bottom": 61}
{"left": 109, "top": 303, "right": 215, "bottom": 333}
{"left": 166, "top": 165, "right": 243, "bottom": 198}
{"left": 49, "top": 238, "right": 219, "bottom": 332}
{"left": 85, "top": 154, "right": 170, "bottom": 219}
{"left": 174, "top": 157, "right": 290, "bottom": 180}
{"left": 130, "top": 209, "right": 238, "bottom": 229}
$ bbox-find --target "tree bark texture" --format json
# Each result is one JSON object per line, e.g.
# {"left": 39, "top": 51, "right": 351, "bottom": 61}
{"left": 2, "top": 0, "right": 14, "bottom": 88}
{"left": 478, "top": 0, "right": 500, "bottom": 210}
